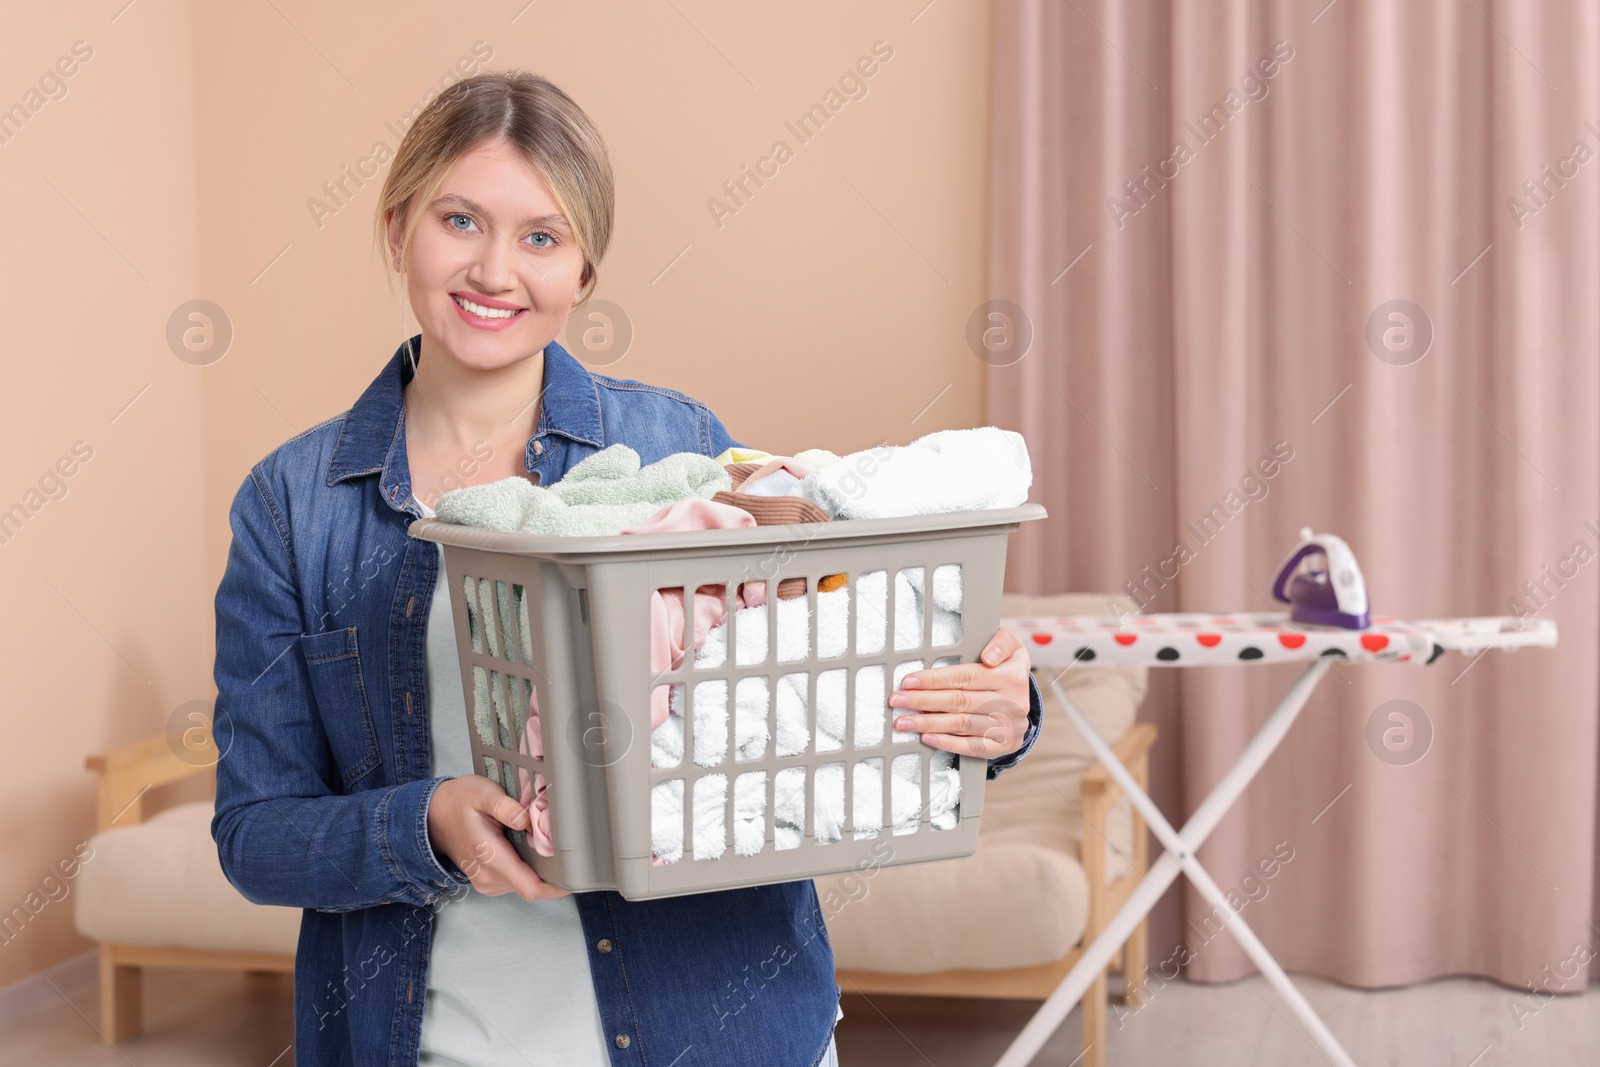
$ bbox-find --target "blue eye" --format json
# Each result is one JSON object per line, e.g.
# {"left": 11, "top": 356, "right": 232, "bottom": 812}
{"left": 528, "top": 231, "right": 557, "bottom": 248}
{"left": 445, "top": 212, "right": 475, "bottom": 232}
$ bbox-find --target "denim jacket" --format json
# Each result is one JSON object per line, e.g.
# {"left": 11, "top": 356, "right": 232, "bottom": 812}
{"left": 211, "top": 334, "right": 1044, "bottom": 1067}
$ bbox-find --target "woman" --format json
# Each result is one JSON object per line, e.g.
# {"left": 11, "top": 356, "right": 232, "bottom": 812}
{"left": 211, "top": 69, "right": 1044, "bottom": 1067}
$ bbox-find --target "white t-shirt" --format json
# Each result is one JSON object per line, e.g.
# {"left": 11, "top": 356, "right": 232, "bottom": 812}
{"left": 412, "top": 492, "right": 843, "bottom": 1064}
{"left": 415, "top": 493, "right": 614, "bottom": 1065}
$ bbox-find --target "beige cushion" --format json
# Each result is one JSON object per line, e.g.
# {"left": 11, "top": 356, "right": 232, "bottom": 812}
{"left": 74, "top": 801, "right": 301, "bottom": 956}
{"left": 818, "top": 592, "right": 1149, "bottom": 974}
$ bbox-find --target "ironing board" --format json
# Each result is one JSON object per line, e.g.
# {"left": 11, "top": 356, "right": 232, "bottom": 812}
{"left": 990, "top": 611, "right": 1559, "bottom": 1067}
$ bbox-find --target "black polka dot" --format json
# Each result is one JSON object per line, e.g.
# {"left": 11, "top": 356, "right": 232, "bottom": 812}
{"left": 1426, "top": 643, "right": 1446, "bottom": 665}
{"left": 1320, "top": 647, "right": 1347, "bottom": 658}
{"left": 1073, "top": 647, "right": 1096, "bottom": 662}
{"left": 1238, "top": 647, "right": 1264, "bottom": 660}
{"left": 1156, "top": 647, "right": 1180, "bottom": 661}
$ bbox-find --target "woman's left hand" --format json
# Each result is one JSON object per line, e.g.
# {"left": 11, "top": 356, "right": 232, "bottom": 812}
{"left": 890, "top": 626, "right": 1031, "bottom": 757}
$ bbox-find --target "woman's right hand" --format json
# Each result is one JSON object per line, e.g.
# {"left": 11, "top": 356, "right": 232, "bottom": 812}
{"left": 426, "top": 774, "right": 570, "bottom": 901}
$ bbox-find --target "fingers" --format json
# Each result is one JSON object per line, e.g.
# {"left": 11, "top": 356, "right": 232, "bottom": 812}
{"left": 469, "top": 833, "right": 565, "bottom": 901}
{"left": 981, "top": 626, "right": 1023, "bottom": 667}
{"left": 901, "top": 634, "right": 1027, "bottom": 693}
{"left": 487, "top": 793, "right": 532, "bottom": 832}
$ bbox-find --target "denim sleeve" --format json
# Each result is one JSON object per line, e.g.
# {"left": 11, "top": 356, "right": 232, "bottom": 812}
{"left": 704, "top": 404, "right": 745, "bottom": 454}
{"left": 985, "top": 670, "right": 1044, "bottom": 781}
{"left": 210, "top": 469, "right": 471, "bottom": 913}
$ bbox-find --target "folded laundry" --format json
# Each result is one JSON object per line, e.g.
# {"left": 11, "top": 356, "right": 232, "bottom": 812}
{"left": 648, "top": 566, "right": 965, "bottom": 864}
{"left": 434, "top": 443, "right": 730, "bottom": 536}
{"left": 711, "top": 458, "right": 838, "bottom": 598}
{"left": 430, "top": 436, "right": 986, "bottom": 864}
{"left": 713, "top": 446, "right": 842, "bottom": 472}
{"left": 792, "top": 447, "right": 843, "bottom": 470}
{"left": 797, "top": 427, "right": 1032, "bottom": 520}
{"left": 712, "top": 446, "right": 774, "bottom": 466}
{"left": 619, "top": 496, "right": 762, "bottom": 735}
{"left": 650, "top": 757, "right": 962, "bottom": 864}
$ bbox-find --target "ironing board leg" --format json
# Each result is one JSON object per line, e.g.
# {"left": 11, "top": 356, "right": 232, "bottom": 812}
{"left": 993, "top": 661, "right": 1356, "bottom": 1067}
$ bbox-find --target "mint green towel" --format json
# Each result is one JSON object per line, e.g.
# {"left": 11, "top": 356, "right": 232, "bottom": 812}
{"left": 433, "top": 443, "right": 731, "bottom": 537}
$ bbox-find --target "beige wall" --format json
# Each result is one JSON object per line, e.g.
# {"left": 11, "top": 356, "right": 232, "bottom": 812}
{"left": 0, "top": 1, "right": 994, "bottom": 987}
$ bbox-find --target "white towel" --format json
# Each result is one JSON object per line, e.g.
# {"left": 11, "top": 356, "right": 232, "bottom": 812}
{"left": 649, "top": 567, "right": 967, "bottom": 863}
{"left": 797, "top": 426, "right": 1032, "bottom": 520}
{"left": 650, "top": 756, "right": 963, "bottom": 863}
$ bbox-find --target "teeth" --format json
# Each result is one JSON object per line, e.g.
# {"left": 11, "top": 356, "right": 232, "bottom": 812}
{"left": 454, "top": 294, "right": 521, "bottom": 319}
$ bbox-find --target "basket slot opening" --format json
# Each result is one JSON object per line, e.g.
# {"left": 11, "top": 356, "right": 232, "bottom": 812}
{"left": 693, "top": 774, "right": 727, "bottom": 861}
{"left": 777, "top": 673, "right": 809, "bottom": 757}
{"left": 650, "top": 682, "right": 684, "bottom": 769}
{"left": 651, "top": 778, "right": 685, "bottom": 865}
{"left": 891, "top": 660, "right": 926, "bottom": 746}
{"left": 774, "top": 766, "right": 806, "bottom": 851}
{"left": 732, "top": 770, "right": 766, "bottom": 856}
{"left": 895, "top": 567, "right": 925, "bottom": 652}
{"left": 854, "top": 664, "right": 886, "bottom": 748}
{"left": 470, "top": 665, "right": 498, "bottom": 749}
{"left": 855, "top": 757, "right": 884, "bottom": 840}
{"left": 813, "top": 761, "right": 847, "bottom": 844}
{"left": 891, "top": 753, "right": 926, "bottom": 836}
{"left": 461, "top": 573, "right": 485, "bottom": 656}
{"left": 809, "top": 570, "right": 848, "bottom": 661}
{"left": 681, "top": 679, "right": 731, "bottom": 767}
{"left": 932, "top": 563, "right": 963, "bottom": 647}
{"left": 856, "top": 569, "right": 888, "bottom": 655}
{"left": 814, "top": 669, "right": 847, "bottom": 754}
{"left": 733, "top": 677, "right": 768, "bottom": 762}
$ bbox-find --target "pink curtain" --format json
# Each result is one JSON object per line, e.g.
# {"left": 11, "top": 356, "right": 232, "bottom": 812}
{"left": 989, "top": 0, "right": 1600, "bottom": 986}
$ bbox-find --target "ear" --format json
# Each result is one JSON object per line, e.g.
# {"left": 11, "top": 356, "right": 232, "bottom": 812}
{"left": 384, "top": 208, "right": 405, "bottom": 271}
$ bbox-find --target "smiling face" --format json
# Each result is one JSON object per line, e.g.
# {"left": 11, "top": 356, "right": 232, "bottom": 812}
{"left": 386, "top": 137, "right": 588, "bottom": 371}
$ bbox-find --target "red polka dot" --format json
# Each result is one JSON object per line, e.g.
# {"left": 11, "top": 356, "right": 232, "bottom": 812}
{"left": 1197, "top": 634, "right": 1222, "bottom": 647}
{"left": 1030, "top": 633, "right": 1054, "bottom": 645}
{"left": 1114, "top": 633, "right": 1137, "bottom": 646}
{"left": 1360, "top": 634, "right": 1389, "bottom": 652}
{"left": 1278, "top": 633, "right": 1306, "bottom": 649}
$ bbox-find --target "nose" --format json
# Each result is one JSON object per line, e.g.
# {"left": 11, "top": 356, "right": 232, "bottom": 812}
{"left": 467, "top": 225, "right": 518, "bottom": 295}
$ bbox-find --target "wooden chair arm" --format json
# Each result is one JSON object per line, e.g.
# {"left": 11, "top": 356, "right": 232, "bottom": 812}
{"left": 1082, "top": 722, "right": 1157, "bottom": 801}
{"left": 84, "top": 733, "right": 217, "bottom": 832}
{"left": 1077, "top": 722, "right": 1157, "bottom": 959}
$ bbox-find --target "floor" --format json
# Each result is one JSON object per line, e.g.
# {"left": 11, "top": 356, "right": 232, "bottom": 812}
{"left": 0, "top": 969, "right": 294, "bottom": 1067}
{"left": 4, "top": 967, "right": 1598, "bottom": 1066}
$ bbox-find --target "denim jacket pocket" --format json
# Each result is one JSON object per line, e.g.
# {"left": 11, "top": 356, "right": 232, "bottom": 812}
{"left": 299, "top": 627, "right": 382, "bottom": 788}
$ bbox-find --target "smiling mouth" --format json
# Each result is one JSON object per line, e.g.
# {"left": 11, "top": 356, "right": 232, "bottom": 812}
{"left": 452, "top": 293, "right": 526, "bottom": 320}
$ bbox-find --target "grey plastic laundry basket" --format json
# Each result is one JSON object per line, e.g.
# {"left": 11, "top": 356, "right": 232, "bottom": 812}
{"left": 409, "top": 502, "right": 1047, "bottom": 901}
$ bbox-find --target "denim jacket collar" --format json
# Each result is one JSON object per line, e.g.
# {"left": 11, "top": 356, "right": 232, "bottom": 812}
{"left": 325, "top": 333, "right": 605, "bottom": 511}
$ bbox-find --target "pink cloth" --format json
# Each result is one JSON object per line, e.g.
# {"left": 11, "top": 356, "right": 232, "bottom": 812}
{"left": 621, "top": 497, "right": 761, "bottom": 732}
{"left": 514, "top": 496, "right": 763, "bottom": 858}
{"left": 515, "top": 717, "right": 553, "bottom": 856}
{"left": 730, "top": 456, "right": 819, "bottom": 495}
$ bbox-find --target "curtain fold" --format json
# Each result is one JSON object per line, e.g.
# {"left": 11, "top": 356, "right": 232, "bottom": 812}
{"left": 990, "top": 0, "right": 1599, "bottom": 986}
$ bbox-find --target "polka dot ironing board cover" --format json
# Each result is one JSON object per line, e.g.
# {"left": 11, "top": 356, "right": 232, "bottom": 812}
{"left": 1002, "top": 612, "right": 1557, "bottom": 667}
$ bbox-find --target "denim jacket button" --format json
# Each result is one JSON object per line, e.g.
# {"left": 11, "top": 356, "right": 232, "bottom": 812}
{"left": 532, "top": 439, "right": 544, "bottom": 456}
{"left": 614, "top": 1033, "right": 631, "bottom": 1049}
{"left": 597, "top": 938, "right": 612, "bottom": 954}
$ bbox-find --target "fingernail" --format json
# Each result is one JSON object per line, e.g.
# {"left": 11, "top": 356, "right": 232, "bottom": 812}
{"left": 902, "top": 676, "right": 921, "bottom": 689}
{"left": 985, "top": 650, "right": 999, "bottom": 664}
{"left": 889, "top": 693, "right": 907, "bottom": 707}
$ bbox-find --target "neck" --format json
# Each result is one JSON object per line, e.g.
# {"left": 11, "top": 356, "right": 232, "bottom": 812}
{"left": 403, "top": 333, "right": 547, "bottom": 454}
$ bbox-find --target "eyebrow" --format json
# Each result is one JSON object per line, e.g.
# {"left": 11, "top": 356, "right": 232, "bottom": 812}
{"left": 431, "top": 193, "right": 571, "bottom": 230}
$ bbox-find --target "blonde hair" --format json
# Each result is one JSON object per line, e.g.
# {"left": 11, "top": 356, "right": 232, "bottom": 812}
{"left": 372, "top": 69, "right": 615, "bottom": 365}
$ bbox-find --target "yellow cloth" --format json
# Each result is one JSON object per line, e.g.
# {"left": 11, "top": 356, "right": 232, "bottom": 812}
{"left": 713, "top": 446, "right": 774, "bottom": 466}
{"left": 793, "top": 448, "right": 842, "bottom": 469}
